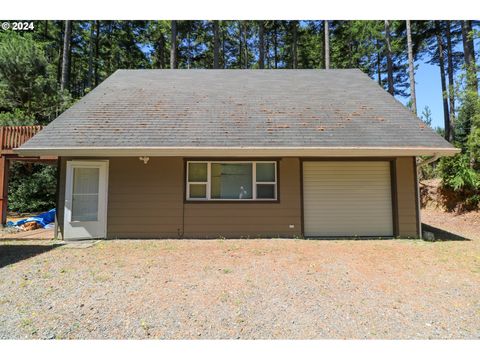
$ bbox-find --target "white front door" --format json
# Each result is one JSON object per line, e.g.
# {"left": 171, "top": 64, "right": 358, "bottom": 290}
{"left": 64, "top": 160, "right": 109, "bottom": 240}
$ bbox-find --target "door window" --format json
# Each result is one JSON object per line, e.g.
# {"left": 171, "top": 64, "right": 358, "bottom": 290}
{"left": 71, "top": 167, "right": 100, "bottom": 221}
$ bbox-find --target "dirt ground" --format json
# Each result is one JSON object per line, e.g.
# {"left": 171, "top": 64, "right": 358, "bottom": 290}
{"left": 420, "top": 179, "right": 480, "bottom": 241}
{"left": 422, "top": 208, "right": 480, "bottom": 241}
{"left": 0, "top": 237, "right": 479, "bottom": 339}
{"left": 1, "top": 212, "right": 54, "bottom": 240}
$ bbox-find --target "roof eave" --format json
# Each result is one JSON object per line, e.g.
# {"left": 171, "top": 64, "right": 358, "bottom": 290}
{"left": 14, "top": 146, "right": 460, "bottom": 158}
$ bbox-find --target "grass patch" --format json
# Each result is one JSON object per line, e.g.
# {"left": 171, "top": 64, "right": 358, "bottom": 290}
{"left": 93, "top": 274, "right": 111, "bottom": 282}
{"left": 140, "top": 320, "right": 151, "bottom": 336}
{"left": 219, "top": 291, "right": 230, "bottom": 303}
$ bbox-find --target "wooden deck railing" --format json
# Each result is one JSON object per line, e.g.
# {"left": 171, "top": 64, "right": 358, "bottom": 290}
{"left": 0, "top": 125, "right": 43, "bottom": 153}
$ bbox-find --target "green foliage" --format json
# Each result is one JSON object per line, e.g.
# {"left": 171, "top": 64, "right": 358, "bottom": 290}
{"left": 0, "top": 32, "right": 69, "bottom": 123}
{"left": 465, "top": 91, "right": 480, "bottom": 167}
{"left": 419, "top": 162, "right": 437, "bottom": 180}
{"left": 420, "top": 106, "right": 433, "bottom": 127}
{"left": 437, "top": 153, "right": 479, "bottom": 191}
{"left": 0, "top": 109, "right": 35, "bottom": 126}
{"left": 455, "top": 87, "right": 480, "bottom": 151}
{"left": 0, "top": 20, "right": 477, "bottom": 213}
{"left": 8, "top": 163, "right": 57, "bottom": 213}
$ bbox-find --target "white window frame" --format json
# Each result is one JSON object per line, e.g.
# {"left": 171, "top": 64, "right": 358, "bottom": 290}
{"left": 186, "top": 161, "right": 277, "bottom": 201}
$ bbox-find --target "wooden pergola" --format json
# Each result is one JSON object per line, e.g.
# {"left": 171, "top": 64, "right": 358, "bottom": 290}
{"left": 0, "top": 126, "right": 57, "bottom": 226}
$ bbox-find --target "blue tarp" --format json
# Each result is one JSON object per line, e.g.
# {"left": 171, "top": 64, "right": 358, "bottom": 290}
{"left": 7, "top": 209, "right": 56, "bottom": 228}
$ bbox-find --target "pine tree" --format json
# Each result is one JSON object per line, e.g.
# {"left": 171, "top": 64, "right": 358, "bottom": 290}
{"left": 213, "top": 21, "right": 220, "bottom": 69}
{"left": 435, "top": 21, "right": 451, "bottom": 140}
{"left": 258, "top": 21, "right": 265, "bottom": 69}
{"left": 324, "top": 20, "right": 330, "bottom": 69}
{"left": 60, "top": 20, "right": 72, "bottom": 91}
{"left": 170, "top": 20, "right": 177, "bottom": 69}
{"left": 406, "top": 20, "right": 417, "bottom": 114}
{"left": 384, "top": 20, "right": 394, "bottom": 95}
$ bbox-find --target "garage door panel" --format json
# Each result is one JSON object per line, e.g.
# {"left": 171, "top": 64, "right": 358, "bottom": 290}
{"left": 303, "top": 161, "right": 393, "bottom": 237}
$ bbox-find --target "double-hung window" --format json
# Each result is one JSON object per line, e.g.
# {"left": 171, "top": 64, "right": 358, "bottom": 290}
{"left": 186, "top": 161, "right": 277, "bottom": 201}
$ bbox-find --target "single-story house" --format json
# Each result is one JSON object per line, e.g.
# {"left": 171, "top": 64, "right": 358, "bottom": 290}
{"left": 16, "top": 69, "right": 459, "bottom": 240}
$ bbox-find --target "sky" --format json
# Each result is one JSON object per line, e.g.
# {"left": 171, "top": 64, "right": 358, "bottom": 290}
{"left": 397, "top": 36, "right": 480, "bottom": 130}
{"left": 398, "top": 60, "right": 444, "bottom": 128}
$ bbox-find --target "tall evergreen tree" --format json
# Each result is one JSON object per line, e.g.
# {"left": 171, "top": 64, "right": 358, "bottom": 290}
{"left": 445, "top": 21, "right": 456, "bottom": 141}
{"left": 461, "top": 20, "right": 478, "bottom": 93}
{"left": 406, "top": 20, "right": 416, "bottom": 114}
{"left": 170, "top": 20, "right": 177, "bottom": 69}
{"left": 60, "top": 20, "right": 72, "bottom": 91}
{"left": 435, "top": 21, "right": 451, "bottom": 140}
{"left": 213, "top": 21, "right": 220, "bottom": 69}
{"left": 384, "top": 20, "right": 394, "bottom": 95}
{"left": 258, "top": 21, "right": 265, "bottom": 69}
{"left": 324, "top": 20, "right": 330, "bottom": 69}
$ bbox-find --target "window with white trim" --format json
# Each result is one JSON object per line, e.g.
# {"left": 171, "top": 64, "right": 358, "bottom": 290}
{"left": 186, "top": 161, "right": 277, "bottom": 201}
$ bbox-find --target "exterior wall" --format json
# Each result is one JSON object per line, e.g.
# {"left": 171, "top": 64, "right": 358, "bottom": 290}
{"left": 107, "top": 157, "right": 183, "bottom": 238}
{"left": 107, "top": 157, "right": 301, "bottom": 238}
{"left": 56, "top": 157, "right": 66, "bottom": 239}
{"left": 395, "top": 157, "right": 420, "bottom": 238}
{"left": 56, "top": 156, "right": 419, "bottom": 239}
{"left": 184, "top": 158, "right": 302, "bottom": 238}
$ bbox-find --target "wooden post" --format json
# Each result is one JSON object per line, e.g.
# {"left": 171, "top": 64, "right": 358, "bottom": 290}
{"left": 0, "top": 156, "right": 9, "bottom": 226}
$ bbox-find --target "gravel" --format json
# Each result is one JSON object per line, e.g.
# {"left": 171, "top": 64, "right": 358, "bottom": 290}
{"left": 0, "top": 238, "right": 479, "bottom": 339}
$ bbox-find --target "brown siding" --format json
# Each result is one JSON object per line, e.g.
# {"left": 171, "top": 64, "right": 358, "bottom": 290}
{"left": 56, "top": 157, "right": 66, "bottom": 239}
{"left": 184, "top": 157, "right": 302, "bottom": 237}
{"left": 107, "top": 157, "right": 301, "bottom": 238}
{"left": 57, "top": 156, "right": 418, "bottom": 239}
{"left": 395, "top": 157, "right": 419, "bottom": 238}
{"left": 107, "top": 157, "right": 183, "bottom": 238}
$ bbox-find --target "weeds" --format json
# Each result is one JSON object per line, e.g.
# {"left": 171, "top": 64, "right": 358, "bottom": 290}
{"left": 140, "top": 320, "right": 151, "bottom": 336}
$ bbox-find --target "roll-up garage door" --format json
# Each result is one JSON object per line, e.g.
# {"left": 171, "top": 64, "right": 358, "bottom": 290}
{"left": 303, "top": 161, "right": 393, "bottom": 237}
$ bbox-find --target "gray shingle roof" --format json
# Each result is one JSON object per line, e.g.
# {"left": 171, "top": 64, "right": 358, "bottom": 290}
{"left": 19, "top": 69, "right": 455, "bottom": 152}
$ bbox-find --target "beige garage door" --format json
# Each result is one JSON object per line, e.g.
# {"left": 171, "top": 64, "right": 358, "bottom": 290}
{"left": 303, "top": 161, "right": 393, "bottom": 237}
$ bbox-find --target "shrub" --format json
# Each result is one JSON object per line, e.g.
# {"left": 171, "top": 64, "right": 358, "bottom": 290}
{"left": 8, "top": 162, "right": 57, "bottom": 213}
{"left": 418, "top": 161, "right": 437, "bottom": 180}
{"left": 436, "top": 153, "right": 480, "bottom": 211}
{"left": 437, "top": 153, "right": 479, "bottom": 191}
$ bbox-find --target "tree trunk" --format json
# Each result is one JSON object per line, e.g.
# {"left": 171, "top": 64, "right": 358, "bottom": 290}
{"left": 461, "top": 20, "right": 478, "bottom": 93}
{"left": 446, "top": 21, "right": 455, "bottom": 141}
{"left": 435, "top": 21, "right": 451, "bottom": 141}
{"left": 375, "top": 39, "right": 382, "bottom": 86}
{"left": 243, "top": 21, "right": 248, "bottom": 69}
{"left": 238, "top": 22, "right": 243, "bottom": 69}
{"left": 292, "top": 21, "right": 298, "bottom": 69}
{"left": 170, "top": 20, "right": 177, "bottom": 69}
{"left": 106, "top": 21, "right": 113, "bottom": 75}
{"left": 157, "top": 30, "right": 166, "bottom": 69}
{"left": 94, "top": 21, "right": 100, "bottom": 86}
{"left": 213, "top": 21, "right": 220, "bottom": 69}
{"left": 406, "top": 20, "right": 417, "bottom": 114}
{"left": 60, "top": 20, "right": 72, "bottom": 92}
{"left": 56, "top": 21, "right": 63, "bottom": 83}
{"left": 44, "top": 21, "right": 49, "bottom": 39}
{"left": 324, "top": 20, "right": 330, "bottom": 69}
{"left": 273, "top": 22, "right": 278, "bottom": 69}
{"left": 384, "top": 20, "right": 394, "bottom": 95}
{"left": 265, "top": 28, "right": 270, "bottom": 68}
{"left": 258, "top": 21, "right": 265, "bottom": 69}
{"left": 87, "top": 21, "right": 95, "bottom": 89}
{"left": 222, "top": 26, "right": 226, "bottom": 68}
{"left": 71, "top": 55, "right": 76, "bottom": 96}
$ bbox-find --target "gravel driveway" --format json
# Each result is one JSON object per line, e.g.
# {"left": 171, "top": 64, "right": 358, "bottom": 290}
{"left": 0, "top": 239, "right": 479, "bottom": 339}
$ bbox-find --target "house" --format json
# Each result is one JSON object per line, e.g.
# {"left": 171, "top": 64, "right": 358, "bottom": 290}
{"left": 16, "top": 69, "right": 459, "bottom": 240}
